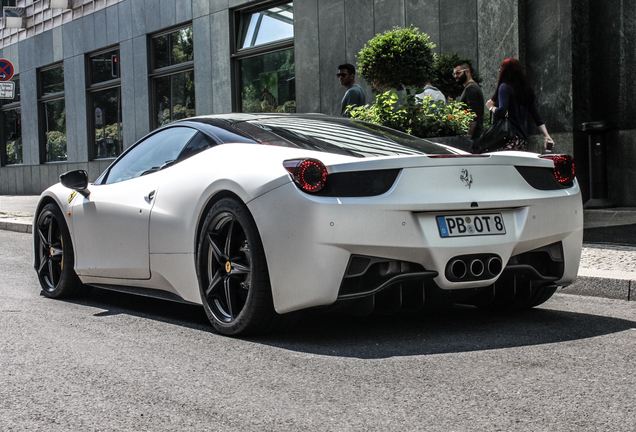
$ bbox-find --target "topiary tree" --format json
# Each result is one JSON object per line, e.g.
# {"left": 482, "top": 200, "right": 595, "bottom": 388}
{"left": 431, "top": 53, "right": 483, "bottom": 100}
{"left": 357, "top": 26, "right": 436, "bottom": 94}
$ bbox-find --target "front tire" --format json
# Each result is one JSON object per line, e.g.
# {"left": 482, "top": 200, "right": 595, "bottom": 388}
{"left": 196, "top": 198, "right": 293, "bottom": 336}
{"left": 34, "top": 203, "right": 82, "bottom": 298}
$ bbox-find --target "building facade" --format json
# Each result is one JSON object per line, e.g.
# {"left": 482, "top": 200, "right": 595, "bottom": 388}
{"left": 0, "top": 0, "right": 633, "bottom": 205}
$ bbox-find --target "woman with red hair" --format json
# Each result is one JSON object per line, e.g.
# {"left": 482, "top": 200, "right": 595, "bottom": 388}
{"left": 485, "top": 58, "right": 553, "bottom": 151}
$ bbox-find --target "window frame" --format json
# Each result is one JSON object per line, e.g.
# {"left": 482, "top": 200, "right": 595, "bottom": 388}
{"left": 0, "top": 75, "right": 21, "bottom": 166}
{"left": 38, "top": 63, "right": 66, "bottom": 164}
{"left": 87, "top": 46, "right": 123, "bottom": 161}
{"left": 231, "top": 1, "right": 295, "bottom": 112}
{"left": 149, "top": 24, "right": 195, "bottom": 130}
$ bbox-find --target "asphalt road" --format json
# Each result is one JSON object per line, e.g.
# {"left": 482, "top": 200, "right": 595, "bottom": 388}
{"left": 1, "top": 230, "right": 635, "bottom": 432}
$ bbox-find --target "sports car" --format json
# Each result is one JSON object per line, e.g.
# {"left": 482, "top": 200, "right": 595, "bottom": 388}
{"left": 33, "top": 114, "right": 582, "bottom": 336}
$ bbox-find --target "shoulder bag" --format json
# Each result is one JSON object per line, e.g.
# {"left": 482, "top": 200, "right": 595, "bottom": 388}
{"left": 477, "top": 113, "right": 517, "bottom": 153}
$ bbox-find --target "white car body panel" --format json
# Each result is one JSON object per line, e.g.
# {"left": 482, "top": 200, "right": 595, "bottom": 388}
{"left": 248, "top": 162, "right": 583, "bottom": 313}
{"left": 71, "top": 170, "right": 168, "bottom": 279}
{"left": 33, "top": 118, "right": 583, "bottom": 317}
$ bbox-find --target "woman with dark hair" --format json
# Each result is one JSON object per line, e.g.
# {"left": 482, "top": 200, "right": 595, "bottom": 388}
{"left": 485, "top": 58, "right": 553, "bottom": 151}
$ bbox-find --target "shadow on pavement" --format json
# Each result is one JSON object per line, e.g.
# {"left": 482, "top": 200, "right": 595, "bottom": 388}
{"left": 59, "top": 287, "right": 636, "bottom": 360}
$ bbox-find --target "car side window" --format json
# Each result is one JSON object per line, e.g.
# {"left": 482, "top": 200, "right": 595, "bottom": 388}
{"left": 105, "top": 127, "right": 198, "bottom": 184}
{"left": 177, "top": 132, "right": 217, "bottom": 162}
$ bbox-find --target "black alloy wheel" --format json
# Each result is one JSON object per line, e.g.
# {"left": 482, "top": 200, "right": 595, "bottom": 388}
{"left": 35, "top": 203, "right": 82, "bottom": 298}
{"left": 197, "top": 198, "right": 289, "bottom": 336}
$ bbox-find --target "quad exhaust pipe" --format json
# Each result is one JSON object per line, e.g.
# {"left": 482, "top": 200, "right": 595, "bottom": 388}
{"left": 446, "top": 254, "right": 503, "bottom": 282}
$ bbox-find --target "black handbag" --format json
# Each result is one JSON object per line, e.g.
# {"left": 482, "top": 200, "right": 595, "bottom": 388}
{"left": 477, "top": 114, "right": 517, "bottom": 152}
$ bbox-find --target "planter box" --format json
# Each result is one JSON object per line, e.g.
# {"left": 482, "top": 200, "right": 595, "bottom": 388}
{"left": 425, "top": 136, "right": 473, "bottom": 153}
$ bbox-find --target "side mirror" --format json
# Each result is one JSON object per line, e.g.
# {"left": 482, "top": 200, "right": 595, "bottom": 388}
{"left": 60, "top": 170, "right": 90, "bottom": 197}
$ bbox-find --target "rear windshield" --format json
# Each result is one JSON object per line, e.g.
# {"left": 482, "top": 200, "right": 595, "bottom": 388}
{"left": 232, "top": 117, "right": 457, "bottom": 157}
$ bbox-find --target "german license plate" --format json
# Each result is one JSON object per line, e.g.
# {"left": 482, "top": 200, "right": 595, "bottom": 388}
{"left": 436, "top": 214, "right": 506, "bottom": 238}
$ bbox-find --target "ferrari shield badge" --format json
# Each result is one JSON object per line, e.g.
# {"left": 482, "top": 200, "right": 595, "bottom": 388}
{"left": 460, "top": 169, "right": 473, "bottom": 189}
{"left": 68, "top": 190, "right": 77, "bottom": 203}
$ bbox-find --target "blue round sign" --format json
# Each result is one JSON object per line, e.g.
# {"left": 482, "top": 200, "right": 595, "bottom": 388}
{"left": 0, "top": 59, "right": 15, "bottom": 81}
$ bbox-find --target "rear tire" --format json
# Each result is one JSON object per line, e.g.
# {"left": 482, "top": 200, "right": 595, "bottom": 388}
{"left": 196, "top": 198, "right": 296, "bottom": 336}
{"left": 34, "top": 203, "right": 82, "bottom": 298}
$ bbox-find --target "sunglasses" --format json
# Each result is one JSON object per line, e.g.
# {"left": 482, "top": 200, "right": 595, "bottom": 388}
{"left": 336, "top": 73, "right": 349, "bottom": 78}
{"left": 452, "top": 69, "right": 467, "bottom": 77}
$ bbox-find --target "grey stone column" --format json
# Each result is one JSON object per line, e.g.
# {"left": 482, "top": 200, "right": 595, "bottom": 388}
{"left": 476, "top": 0, "right": 522, "bottom": 102}
{"left": 193, "top": 15, "right": 214, "bottom": 115}
{"left": 19, "top": 68, "right": 38, "bottom": 167}
{"left": 294, "top": 0, "right": 320, "bottom": 113}
{"left": 132, "top": 35, "right": 150, "bottom": 141}
{"left": 210, "top": 9, "right": 232, "bottom": 114}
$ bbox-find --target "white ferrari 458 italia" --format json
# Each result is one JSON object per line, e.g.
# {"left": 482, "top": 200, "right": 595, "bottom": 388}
{"left": 33, "top": 114, "right": 582, "bottom": 336}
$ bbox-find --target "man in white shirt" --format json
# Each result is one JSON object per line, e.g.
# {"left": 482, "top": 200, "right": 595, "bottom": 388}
{"left": 416, "top": 82, "right": 446, "bottom": 103}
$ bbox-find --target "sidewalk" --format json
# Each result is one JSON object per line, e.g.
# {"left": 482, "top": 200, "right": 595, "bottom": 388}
{"left": 1, "top": 195, "right": 634, "bottom": 302}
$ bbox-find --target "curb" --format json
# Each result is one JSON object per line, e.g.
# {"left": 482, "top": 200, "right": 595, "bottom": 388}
{"left": 561, "top": 271, "right": 633, "bottom": 302}
{"left": 0, "top": 220, "right": 31, "bottom": 234}
{"left": 0, "top": 219, "right": 633, "bottom": 302}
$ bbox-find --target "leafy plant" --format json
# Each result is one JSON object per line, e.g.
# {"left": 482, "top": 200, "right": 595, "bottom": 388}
{"left": 357, "top": 26, "right": 436, "bottom": 94}
{"left": 431, "top": 53, "right": 483, "bottom": 100}
{"left": 347, "top": 90, "right": 476, "bottom": 138}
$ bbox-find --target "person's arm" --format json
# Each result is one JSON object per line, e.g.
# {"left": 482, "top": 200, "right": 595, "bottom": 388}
{"left": 528, "top": 100, "right": 553, "bottom": 149}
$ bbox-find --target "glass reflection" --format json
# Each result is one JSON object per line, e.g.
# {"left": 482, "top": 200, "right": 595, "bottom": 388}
{"left": 91, "top": 87, "right": 122, "bottom": 159}
{"left": 41, "top": 66, "right": 64, "bottom": 97}
{"left": 153, "top": 27, "right": 194, "bottom": 69}
{"left": 43, "top": 98, "right": 66, "bottom": 162}
{"left": 154, "top": 70, "right": 195, "bottom": 127}
{"left": 3, "top": 108, "right": 21, "bottom": 164}
{"left": 239, "top": 48, "right": 295, "bottom": 113}
{"left": 239, "top": 3, "right": 293, "bottom": 49}
{"left": 90, "top": 49, "right": 119, "bottom": 84}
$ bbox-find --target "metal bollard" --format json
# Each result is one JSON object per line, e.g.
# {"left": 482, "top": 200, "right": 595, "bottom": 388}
{"left": 582, "top": 121, "right": 613, "bottom": 209}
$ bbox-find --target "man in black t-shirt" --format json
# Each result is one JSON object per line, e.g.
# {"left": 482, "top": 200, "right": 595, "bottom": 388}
{"left": 453, "top": 61, "right": 484, "bottom": 139}
{"left": 337, "top": 63, "right": 366, "bottom": 117}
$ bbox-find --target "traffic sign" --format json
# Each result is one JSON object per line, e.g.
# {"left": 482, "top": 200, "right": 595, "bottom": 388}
{"left": 0, "top": 59, "right": 15, "bottom": 81}
{"left": 0, "top": 81, "right": 15, "bottom": 99}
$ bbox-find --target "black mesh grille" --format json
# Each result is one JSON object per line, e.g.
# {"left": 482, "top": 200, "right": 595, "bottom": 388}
{"left": 515, "top": 166, "right": 573, "bottom": 190}
{"left": 314, "top": 169, "right": 400, "bottom": 197}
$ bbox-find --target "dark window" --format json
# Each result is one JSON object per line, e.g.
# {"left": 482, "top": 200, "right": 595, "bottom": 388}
{"left": 176, "top": 132, "right": 216, "bottom": 162}
{"left": 88, "top": 48, "right": 123, "bottom": 159}
{"left": 151, "top": 26, "right": 195, "bottom": 129}
{"left": 104, "top": 126, "right": 198, "bottom": 184}
{"left": 38, "top": 65, "right": 66, "bottom": 163}
{"left": 41, "top": 66, "right": 64, "bottom": 96}
{"left": 233, "top": 2, "right": 295, "bottom": 114}
{"left": 1, "top": 75, "right": 21, "bottom": 165}
{"left": 152, "top": 27, "right": 194, "bottom": 69}
{"left": 89, "top": 48, "right": 120, "bottom": 84}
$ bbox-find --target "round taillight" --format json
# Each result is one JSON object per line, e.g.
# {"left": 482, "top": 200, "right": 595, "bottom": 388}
{"left": 283, "top": 158, "right": 328, "bottom": 193}
{"left": 540, "top": 154, "right": 576, "bottom": 185}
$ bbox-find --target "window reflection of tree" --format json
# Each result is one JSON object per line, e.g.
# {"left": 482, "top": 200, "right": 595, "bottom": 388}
{"left": 152, "top": 26, "right": 195, "bottom": 129}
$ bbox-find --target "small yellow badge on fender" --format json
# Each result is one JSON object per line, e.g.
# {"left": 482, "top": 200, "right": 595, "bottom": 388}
{"left": 68, "top": 190, "right": 77, "bottom": 203}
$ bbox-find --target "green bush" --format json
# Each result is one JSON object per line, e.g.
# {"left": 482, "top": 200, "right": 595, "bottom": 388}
{"left": 357, "top": 26, "right": 436, "bottom": 94}
{"left": 431, "top": 53, "right": 483, "bottom": 100}
{"left": 348, "top": 90, "right": 475, "bottom": 138}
